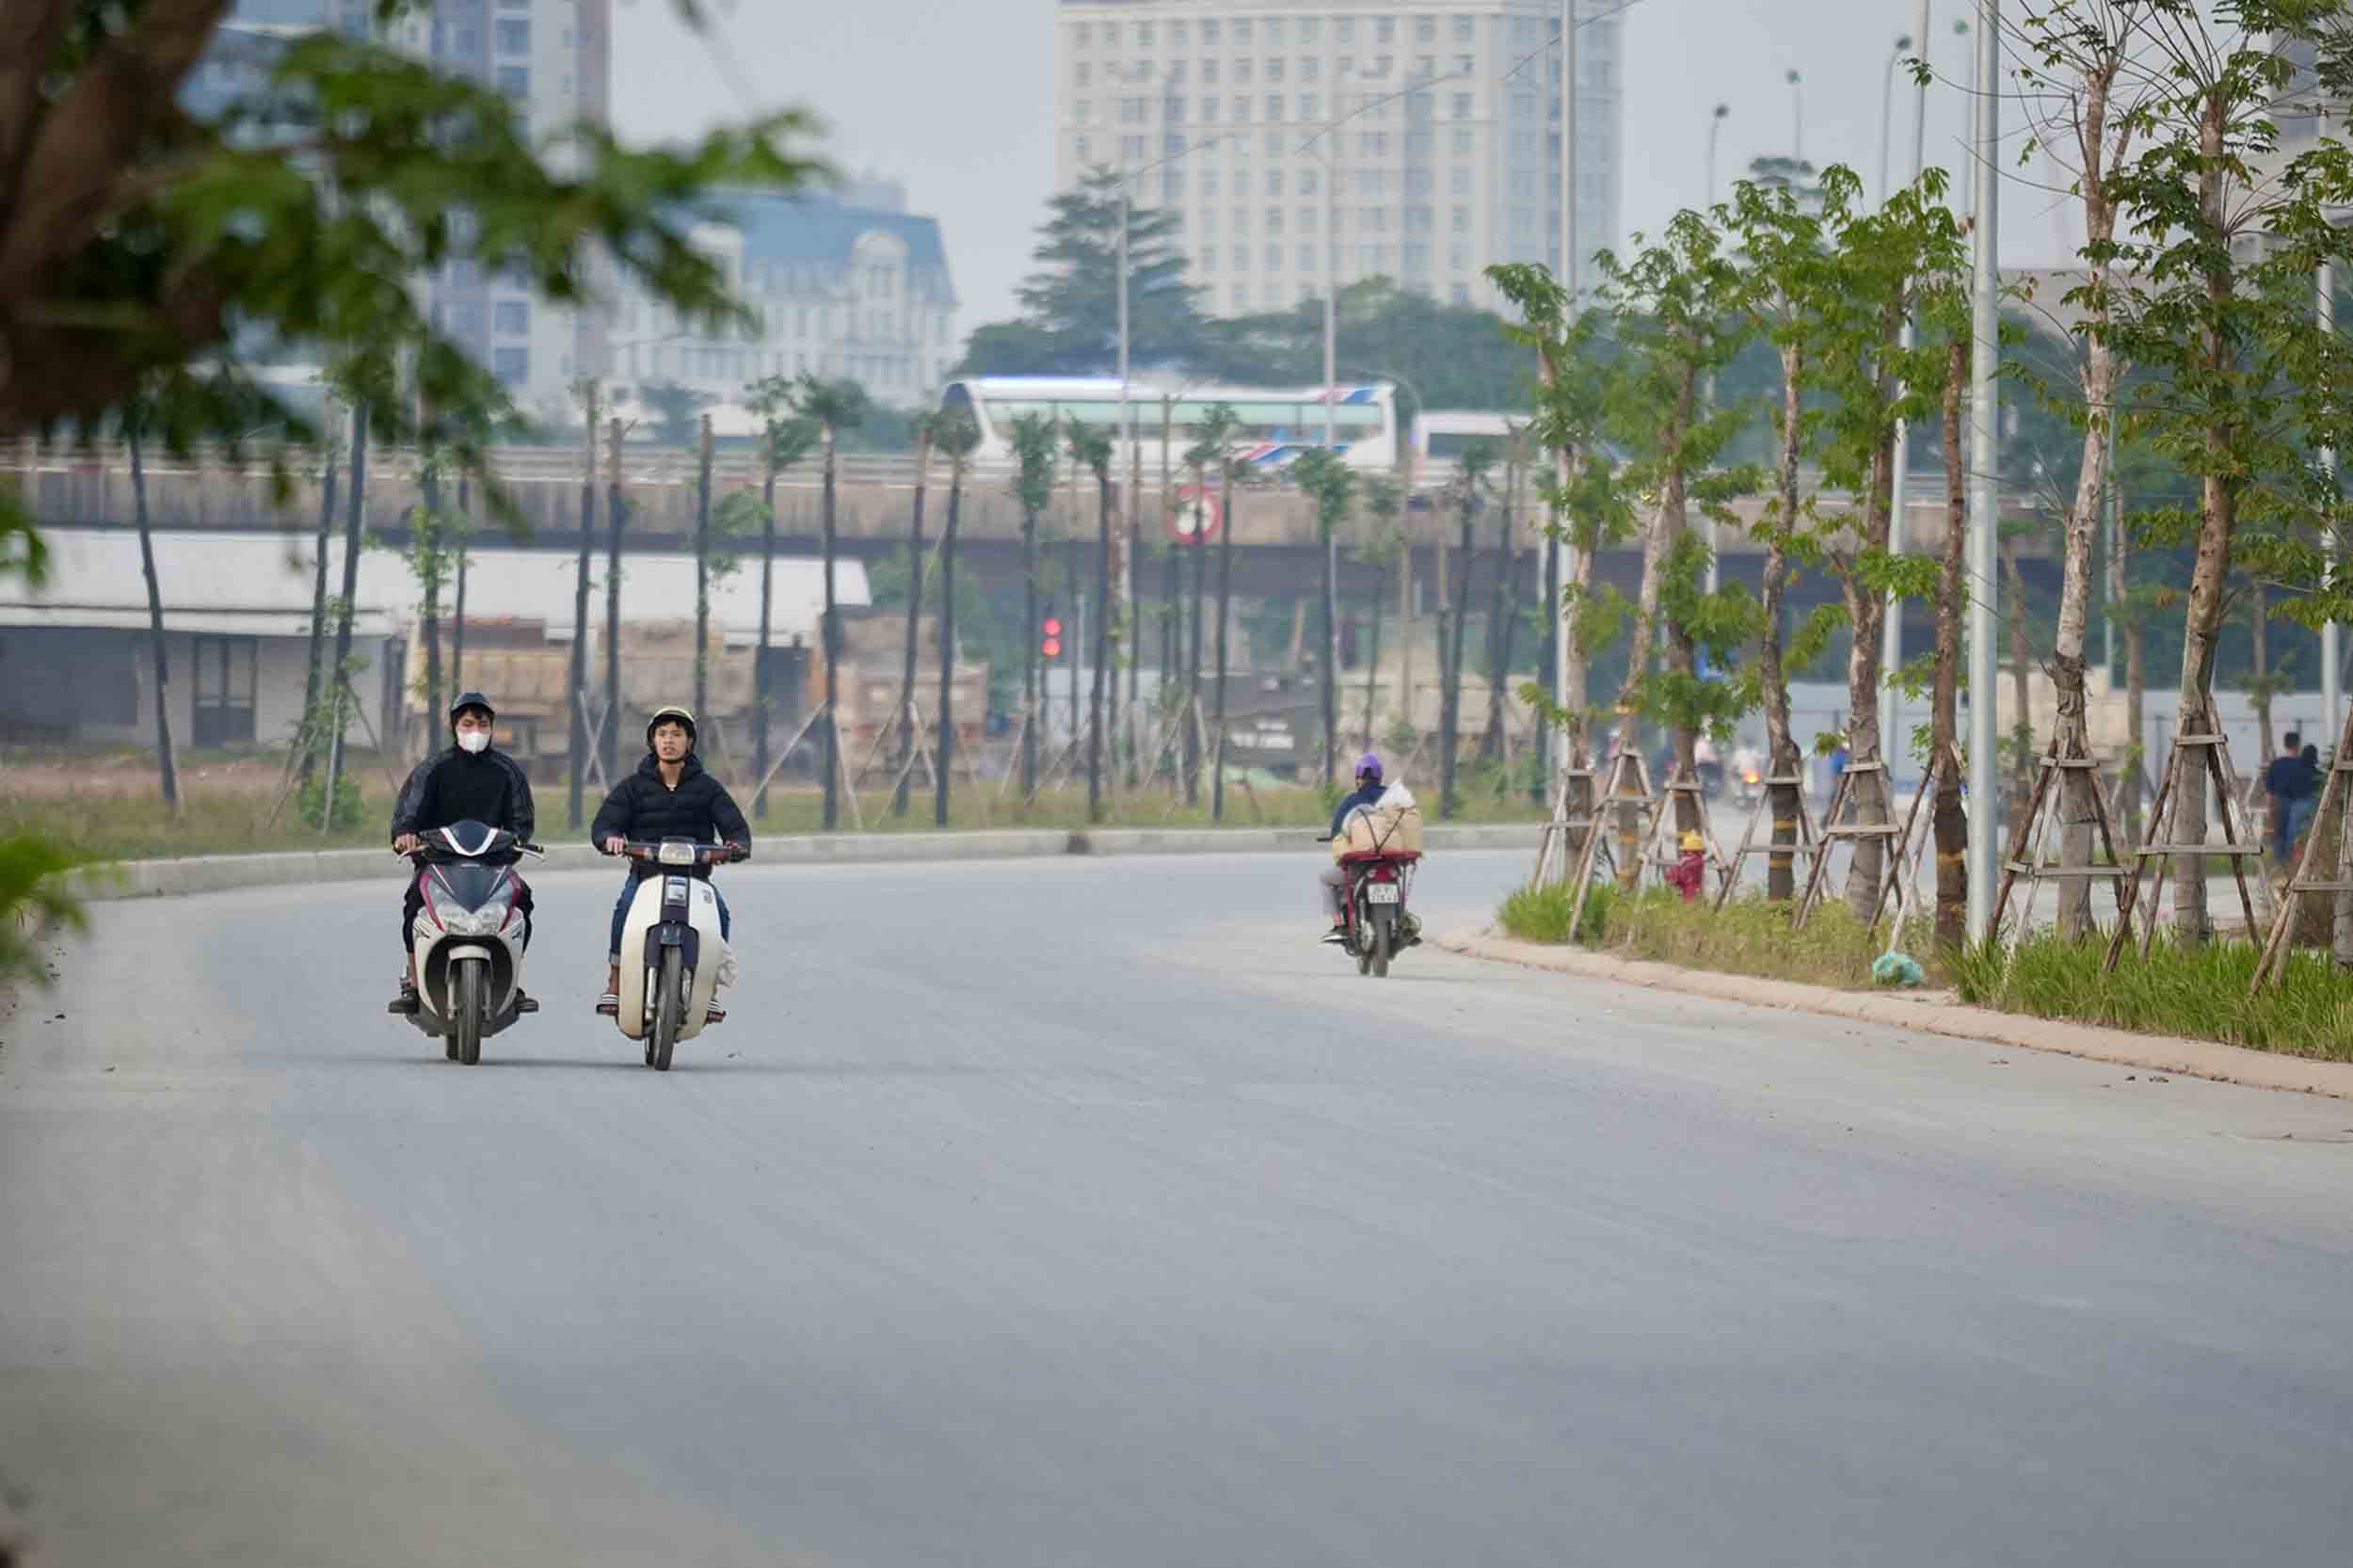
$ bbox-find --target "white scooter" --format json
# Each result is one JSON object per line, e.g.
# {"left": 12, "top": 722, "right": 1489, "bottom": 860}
{"left": 397, "top": 820, "right": 543, "bottom": 1065}
{"left": 607, "top": 838, "right": 744, "bottom": 1071}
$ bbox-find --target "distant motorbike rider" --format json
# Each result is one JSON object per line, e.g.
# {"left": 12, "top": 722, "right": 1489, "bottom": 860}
{"left": 1319, "top": 751, "right": 1391, "bottom": 944}
{"left": 388, "top": 691, "right": 536, "bottom": 1014}
{"left": 590, "top": 705, "right": 751, "bottom": 1017}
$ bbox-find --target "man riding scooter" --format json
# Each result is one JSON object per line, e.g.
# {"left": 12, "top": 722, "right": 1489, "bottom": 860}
{"left": 591, "top": 705, "right": 751, "bottom": 1019}
{"left": 1319, "top": 752, "right": 1391, "bottom": 943}
{"left": 388, "top": 691, "right": 537, "bottom": 1014}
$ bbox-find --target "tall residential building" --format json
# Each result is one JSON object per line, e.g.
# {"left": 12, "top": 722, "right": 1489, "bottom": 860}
{"left": 1053, "top": 0, "right": 1622, "bottom": 317}
{"left": 602, "top": 183, "right": 960, "bottom": 413}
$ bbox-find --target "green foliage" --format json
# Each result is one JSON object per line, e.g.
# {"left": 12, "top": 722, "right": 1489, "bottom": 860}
{"left": 298, "top": 772, "right": 364, "bottom": 833}
{"left": 0, "top": 834, "right": 88, "bottom": 988}
{"left": 1498, "top": 878, "right": 1617, "bottom": 945}
{"left": 4, "top": 6, "right": 824, "bottom": 493}
{"left": 1008, "top": 411, "right": 1061, "bottom": 517}
{"left": 640, "top": 380, "right": 714, "bottom": 448}
{"left": 791, "top": 375, "right": 872, "bottom": 443}
{"left": 1290, "top": 447, "right": 1356, "bottom": 537}
{"left": 1497, "top": 885, "right": 1899, "bottom": 989}
{"left": 1953, "top": 932, "right": 2353, "bottom": 1061}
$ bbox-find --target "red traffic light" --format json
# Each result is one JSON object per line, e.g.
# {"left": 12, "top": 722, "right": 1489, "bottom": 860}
{"left": 1041, "top": 636, "right": 1062, "bottom": 658}
{"left": 1042, "top": 616, "right": 1063, "bottom": 637}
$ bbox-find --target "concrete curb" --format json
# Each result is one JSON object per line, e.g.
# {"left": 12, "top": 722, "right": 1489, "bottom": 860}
{"left": 1434, "top": 927, "right": 2353, "bottom": 1102}
{"left": 66, "top": 824, "right": 1546, "bottom": 902}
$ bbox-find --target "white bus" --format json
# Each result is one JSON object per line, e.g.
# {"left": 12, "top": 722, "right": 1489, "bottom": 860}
{"left": 1414, "top": 409, "right": 1529, "bottom": 483}
{"left": 938, "top": 377, "right": 1401, "bottom": 474}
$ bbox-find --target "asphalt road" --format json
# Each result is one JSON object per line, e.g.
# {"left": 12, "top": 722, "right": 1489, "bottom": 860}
{"left": 4, "top": 849, "right": 2351, "bottom": 1568}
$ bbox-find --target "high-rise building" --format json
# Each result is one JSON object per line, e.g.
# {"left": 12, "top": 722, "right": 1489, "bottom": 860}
{"left": 1053, "top": 1, "right": 1622, "bottom": 317}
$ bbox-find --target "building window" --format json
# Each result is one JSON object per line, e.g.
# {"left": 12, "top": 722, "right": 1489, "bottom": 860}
{"left": 1266, "top": 18, "right": 1286, "bottom": 45}
{"left": 1266, "top": 206, "right": 1284, "bottom": 233}
{"left": 1202, "top": 168, "right": 1220, "bottom": 198}
{"left": 495, "top": 18, "right": 528, "bottom": 53}
{"left": 1370, "top": 55, "right": 1393, "bottom": 77}
{"left": 1298, "top": 205, "right": 1317, "bottom": 231}
{"left": 1265, "top": 131, "right": 1284, "bottom": 155}
{"left": 1138, "top": 23, "right": 1154, "bottom": 46}
{"left": 1453, "top": 55, "right": 1474, "bottom": 77}
{"left": 1403, "top": 242, "right": 1431, "bottom": 271}
{"left": 1234, "top": 19, "right": 1253, "bottom": 45}
{"left": 1453, "top": 128, "right": 1475, "bottom": 153}
{"left": 1452, "top": 282, "right": 1471, "bottom": 304}
{"left": 1449, "top": 243, "right": 1471, "bottom": 270}
{"left": 1302, "top": 17, "right": 1322, "bottom": 43}
{"left": 495, "top": 65, "right": 528, "bottom": 98}
{"left": 1073, "top": 135, "right": 1090, "bottom": 161}
{"left": 1076, "top": 62, "right": 1091, "bottom": 87}
{"left": 1123, "top": 135, "right": 1146, "bottom": 160}
{"left": 1233, "top": 206, "right": 1250, "bottom": 232}
{"left": 1235, "top": 58, "right": 1253, "bottom": 86}
{"left": 1202, "top": 208, "right": 1219, "bottom": 234}
{"left": 1263, "top": 242, "right": 1280, "bottom": 269}
{"left": 1165, "top": 133, "right": 1185, "bottom": 154}
{"left": 1302, "top": 57, "right": 1321, "bottom": 83}
{"left": 1203, "top": 58, "right": 1220, "bottom": 87}
{"left": 189, "top": 635, "right": 258, "bottom": 746}
{"left": 1337, "top": 18, "right": 1355, "bottom": 44}
{"left": 1232, "top": 244, "right": 1249, "bottom": 269}
{"left": 1299, "top": 168, "right": 1320, "bottom": 197}
{"left": 493, "top": 299, "right": 529, "bottom": 335}
{"left": 1299, "top": 244, "right": 1316, "bottom": 272}
{"left": 492, "top": 344, "right": 529, "bottom": 383}
{"left": 1172, "top": 21, "right": 1188, "bottom": 45}
{"left": 1405, "top": 169, "right": 1433, "bottom": 198}
{"left": 1201, "top": 94, "right": 1219, "bottom": 121}
{"left": 1168, "top": 60, "right": 1189, "bottom": 86}
{"left": 1202, "top": 248, "right": 1219, "bottom": 273}
{"left": 1074, "top": 101, "right": 1093, "bottom": 123}
{"left": 1452, "top": 91, "right": 1473, "bottom": 119}
{"left": 1301, "top": 91, "right": 1320, "bottom": 120}
{"left": 1376, "top": 19, "right": 1396, "bottom": 44}
{"left": 1406, "top": 132, "right": 1433, "bottom": 156}
{"left": 1074, "top": 23, "right": 1090, "bottom": 48}
{"left": 1233, "top": 98, "right": 1252, "bottom": 123}
{"left": 1416, "top": 16, "right": 1437, "bottom": 43}
{"left": 1203, "top": 19, "right": 1220, "bottom": 45}
{"left": 1451, "top": 205, "right": 1471, "bottom": 232}
{"left": 1267, "top": 58, "right": 1285, "bottom": 83}
{"left": 1162, "top": 170, "right": 1185, "bottom": 202}
{"left": 1454, "top": 15, "right": 1476, "bottom": 42}
{"left": 1266, "top": 168, "right": 1283, "bottom": 197}
{"left": 1232, "top": 284, "right": 1251, "bottom": 309}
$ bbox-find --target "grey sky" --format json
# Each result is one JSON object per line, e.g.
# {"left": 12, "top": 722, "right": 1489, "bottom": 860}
{"left": 611, "top": 1, "right": 2068, "bottom": 337}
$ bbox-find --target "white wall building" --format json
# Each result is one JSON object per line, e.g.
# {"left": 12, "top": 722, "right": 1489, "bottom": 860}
{"left": 1053, "top": 0, "right": 1622, "bottom": 315}
{"left": 600, "top": 184, "right": 960, "bottom": 414}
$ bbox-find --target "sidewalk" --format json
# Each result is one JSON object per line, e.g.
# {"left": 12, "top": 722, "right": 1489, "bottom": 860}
{"left": 1436, "top": 927, "right": 2353, "bottom": 1101}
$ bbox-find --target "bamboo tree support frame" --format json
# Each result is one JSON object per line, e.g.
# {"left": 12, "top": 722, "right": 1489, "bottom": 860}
{"left": 2249, "top": 700, "right": 2353, "bottom": 993}
{"left": 1635, "top": 763, "right": 1736, "bottom": 901}
{"left": 1792, "top": 760, "right": 1905, "bottom": 933}
{"left": 1986, "top": 741, "right": 2133, "bottom": 975}
{"left": 1530, "top": 757, "right": 1598, "bottom": 888}
{"left": 1712, "top": 769, "right": 1820, "bottom": 913}
{"left": 2101, "top": 702, "right": 2264, "bottom": 975}
{"left": 1876, "top": 740, "right": 1966, "bottom": 957}
{"left": 1562, "top": 749, "right": 1657, "bottom": 947}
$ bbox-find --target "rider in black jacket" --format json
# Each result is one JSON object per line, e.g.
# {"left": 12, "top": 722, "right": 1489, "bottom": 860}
{"left": 590, "top": 705, "right": 751, "bottom": 1015}
{"left": 389, "top": 692, "right": 537, "bottom": 1012}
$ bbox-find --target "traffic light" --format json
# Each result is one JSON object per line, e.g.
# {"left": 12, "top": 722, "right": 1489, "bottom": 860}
{"left": 1039, "top": 603, "right": 1063, "bottom": 661}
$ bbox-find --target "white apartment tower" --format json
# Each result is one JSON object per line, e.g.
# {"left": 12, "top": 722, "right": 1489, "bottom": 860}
{"left": 1053, "top": 1, "right": 1622, "bottom": 316}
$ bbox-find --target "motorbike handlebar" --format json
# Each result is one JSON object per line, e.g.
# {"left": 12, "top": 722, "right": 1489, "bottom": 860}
{"left": 612, "top": 840, "right": 747, "bottom": 866}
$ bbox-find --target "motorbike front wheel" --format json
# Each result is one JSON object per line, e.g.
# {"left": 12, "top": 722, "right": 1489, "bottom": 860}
{"left": 650, "top": 947, "right": 683, "bottom": 1072}
{"left": 453, "top": 959, "right": 484, "bottom": 1065}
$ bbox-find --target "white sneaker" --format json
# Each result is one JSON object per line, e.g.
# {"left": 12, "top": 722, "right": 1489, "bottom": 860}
{"left": 715, "top": 944, "right": 739, "bottom": 990}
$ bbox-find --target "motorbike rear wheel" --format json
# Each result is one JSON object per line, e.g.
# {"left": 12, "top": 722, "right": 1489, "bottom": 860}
{"left": 650, "top": 948, "right": 682, "bottom": 1072}
{"left": 453, "top": 960, "right": 484, "bottom": 1065}
{"left": 1353, "top": 904, "right": 1374, "bottom": 976}
{"left": 1370, "top": 907, "right": 1394, "bottom": 978}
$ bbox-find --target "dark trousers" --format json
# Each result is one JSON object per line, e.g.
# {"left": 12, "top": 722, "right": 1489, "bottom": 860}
{"left": 608, "top": 871, "right": 729, "bottom": 963}
{"left": 402, "top": 872, "right": 534, "bottom": 953}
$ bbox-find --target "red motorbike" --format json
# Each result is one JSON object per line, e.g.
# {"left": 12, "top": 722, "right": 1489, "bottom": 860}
{"left": 1324, "top": 842, "right": 1422, "bottom": 978}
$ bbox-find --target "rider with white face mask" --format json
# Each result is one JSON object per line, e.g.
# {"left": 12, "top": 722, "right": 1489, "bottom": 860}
{"left": 388, "top": 691, "right": 537, "bottom": 1014}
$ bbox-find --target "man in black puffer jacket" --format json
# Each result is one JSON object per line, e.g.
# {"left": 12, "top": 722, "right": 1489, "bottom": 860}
{"left": 389, "top": 691, "right": 536, "bottom": 1013}
{"left": 589, "top": 705, "right": 751, "bottom": 1015}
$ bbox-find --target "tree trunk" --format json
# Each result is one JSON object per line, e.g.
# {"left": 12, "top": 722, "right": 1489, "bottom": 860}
{"left": 932, "top": 466, "right": 960, "bottom": 824}
{"left": 1659, "top": 376, "right": 1698, "bottom": 839}
{"left": 1364, "top": 559, "right": 1387, "bottom": 752}
{"left": 693, "top": 414, "right": 713, "bottom": 729}
{"left": 894, "top": 435, "right": 932, "bottom": 817}
{"left": 2250, "top": 581, "right": 2274, "bottom": 765}
{"left": 603, "top": 417, "right": 625, "bottom": 791}
{"left": 2122, "top": 616, "right": 2146, "bottom": 842}
{"left": 1442, "top": 496, "right": 1478, "bottom": 818}
{"left": 1211, "top": 461, "right": 1235, "bottom": 821}
{"left": 1479, "top": 488, "right": 1515, "bottom": 766}
{"left": 1066, "top": 541, "right": 1081, "bottom": 747}
{"left": 821, "top": 424, "right": 840, "bottom": 830}
{"left": 419, "top": 459, "right": 443, "bottom": 757}
{"left": 1933, "top": 338, "right": 1970, "bottom": 950}
{"left": 1538, "top": 508, "right": 1559, "bottom": 805}
{"left": 1759, "top": 346, "right": 1804, "bottom": 901}
{"left": 328, "top": 404, "right": 367, "bottom": 787}
{"left": 2171, "top": 87, "right": 2238, "bottom": 944}
{"left": 1612, "top": 486, "right": 1670, "bottom": 888}
{"left": 1090, "top": 473, "right": 1111, "bottom": 822}
{"left": 1320, "top": 520, "right": 1337, "bottom": 794}
{"left": 298, "top": 394, "right": 339, "bottom": 784}
{"left": 1190, "top": 525, "right": 1209, "bottom": 804}
{"left": 568, "top": 403, "right": 596, "bottom": 830}
{"left": 2003, "top": 541, "right": 2033, "bottom": 826}
{"left": 130, "top": 424, "right": 179, "bottom": 814}
{"left": 450, "top": 475, "right": 468, "bottom": 697}
{"left": 936, "top": 471, "right": 962, "bottom": 827}
{"left": 1021, "top": 506, "right": 1039, "bottom": 799}
{"left": 1838, "top": 341, "right": 1899, "bottom": 921}
{"left": 754, "top": 460, "right": 777, "bottom": 817}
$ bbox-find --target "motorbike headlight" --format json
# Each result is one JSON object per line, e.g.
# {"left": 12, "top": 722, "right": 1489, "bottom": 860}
{"left": 433, "top": 904, "right": 492, "bottom": 936}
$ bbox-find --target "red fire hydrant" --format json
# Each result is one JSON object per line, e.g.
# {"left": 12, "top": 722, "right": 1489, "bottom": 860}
{"left": 1665, "top": 829, "right": 1706, "bottom": 903}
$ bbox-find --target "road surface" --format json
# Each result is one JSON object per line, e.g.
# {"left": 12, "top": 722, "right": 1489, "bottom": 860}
{"left": 4, "top": 849, "right": 2350, "bottom": 1567}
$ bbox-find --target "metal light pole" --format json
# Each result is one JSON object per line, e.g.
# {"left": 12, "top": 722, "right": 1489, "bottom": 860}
{"left": 2325, "top": 255, "right": 2341, "bottom": 745}
{"left": 1552, "top": 0, "right": 1581, "bottom": 784}
{"left": 1966, "top": 0, "right": 2002, "bottom": 940}
{"left": 1879, "top": 7, "right": 1929, "bottom": 779}
{"left": 1786, "top": 69, "right": 1802, "bottom": 162}
{"left": 1705, "top": 102, "right": 1729, "bottom": 206}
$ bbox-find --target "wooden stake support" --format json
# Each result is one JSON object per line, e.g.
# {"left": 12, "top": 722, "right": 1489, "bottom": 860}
{"left": 2101, "top": 700, "right": 2263, "bottom": 975}
{"left": 1636, "top": 762, "right": 1736, "bottom": 901}
{"left": 2249, "top": 700, "right": 2353, "bottom": 993}
{"left": 1793, "top": 760, "right": 1903, "bottom": 932}
{"left": 1562, "top": 747, "right": 1656, "bottom": 947}
{"left": 1986, "top": 739, "right": 2132, "bottom": 980}
{"left": 1713, "top": 769, "right": 1819, "bottom": 913}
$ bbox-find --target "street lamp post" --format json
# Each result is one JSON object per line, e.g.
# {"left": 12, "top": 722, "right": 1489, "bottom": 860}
{"left": 1879, "top": 7, "right": 1929, "bottom": 784}
{"left": 1786, "top": 69, "right": 1802, "bottom": 163}
{"left": 1705, "top": 102, "right": 1730, "bottom": 206}
{"left": 1966, "top": 0, "right": 2002, "bottom": 939}
{"left": 1552, "top": 0, "right": 1582, "bottom": 788}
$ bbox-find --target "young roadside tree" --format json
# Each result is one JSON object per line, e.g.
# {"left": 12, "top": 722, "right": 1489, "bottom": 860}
{"left": 1486, "top": 264, "right": 1638, "bottom": 825}
{"left": 744, "top": 376, "right": 818, "bottom": 817}
{"left": 1007, "top": 412, "right": 1062, "bottom": 801}
{"left": 2100, "top": 1, "right": 2353, "bottom": 942}
{"left": 790, "top": 375, "right": 872, "bottom": 830}
{"left": 1593, "top": 207, "right": 1757, "bottom": 863}
{"left": 1064, "top": 422, "right": 1116, "bottom": 822}
{"left": 1478, "top": 424, "right": 1533, "bottom": 769}
{"left": 1291, "top": 447, "right": 1359, "bottom": 797}
{"left": 933, "top": 412, "right": 983, "bottom": 827}
{"left": 1436, "top": 440, "right": 1495, "bottom": 819}
{"left": 1192, "top": 404, "right": 1243, "bottom": 820}
{"left": 1810, "top": 171, "right": 1964, "bottom": 919}
{"left": 892, "top": 412, "right": 941, "bottom": 816}
{"left": 1357, "top": 477, "right": 1407, "bottom": 752}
